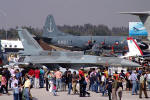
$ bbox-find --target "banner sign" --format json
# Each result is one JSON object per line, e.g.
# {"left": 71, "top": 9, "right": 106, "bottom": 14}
{"left": 129, "top": 22, "right": 148, "bottom": 36}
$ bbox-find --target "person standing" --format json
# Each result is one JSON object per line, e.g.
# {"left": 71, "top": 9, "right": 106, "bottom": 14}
{"left": 23, "top": 76, "right": 31, "bottom": 100}
{"left": 11, "top": 76, "right": 18, "bottom": 89}
{"left": 48, "top": 71, "right": 54, "bottom": 92}
{"left": 72, "top": 71, "right": 78, "bottom": 94}
{"left": 106, "top": 76, "right": 113, "bottom": 100}
{"left": 64, "top": 68, "right": 69, "bottom": 91}
{"left": 0, "top": 73, "right": 8, "bottom": 94}
{"left": 79, "top": 75, "right": 90, "bottom": 97}
{"left": 55, "top": 68, "right": 62, "bottom": 91}
{"left": 28, "top": 68, "right": 35, "bottom": 88}
{"left": 90, "top": 68, "right": 97, "bottom": 92}
{"left": 3, "top": 68, "right": 11, "bottom": 91}
{"left": 34, "top": 67, "right": 40, "bottom": 88}
{"left": 61, "top": 73, "right": 66, "bottom": 91}
{"left": 13, "top": 83, "right": 19, "bottom": 100}
{"left": 139, "top": 72, "right": 148, "bottom": 98}
{"left": 15, "top": 69, "right": 22, "bottom": 85}
{"left": 97, "top": 69, "right": 102, "bottom": 93}
{"left": 117, "top": 78, "right": 123, "bottom": 100}
{"left": 101, "top": 72, "right": 106, "bottom": 96}
{"left": 119, "top": 70, "right": 125, "bottom": 90}
{"left": 44, "top": 70, "right": 49, "bottom": 91}
{"left": 125, "top": 70, "right": 131, "bottom": 91}
{"left": 67, "top": 71, "right": 72, "bottom": 95}
{"left": 130, "top": 71, "right": 138, "bottom": 95}
{"left": 112, "top": 76, "right": 118, "bottom": 100}
{"left": 52, "top": 84, "right": 57, "bottom": 96}
{"left": 39, "top": 68, "right": 44, "bottom": 88}
{"left": 0, "top": 70, "right": 2, "bottom": 86}
{"left": 147, "top": 71, "right": 150, "bottom": 91}
{"left": 113, "top": 71, "right": 119, "bottom": 80}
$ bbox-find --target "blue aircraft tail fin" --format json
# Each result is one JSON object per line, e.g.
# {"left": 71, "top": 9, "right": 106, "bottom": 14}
{"left": 43, "top": 15, "right": 72, "bottom": 37}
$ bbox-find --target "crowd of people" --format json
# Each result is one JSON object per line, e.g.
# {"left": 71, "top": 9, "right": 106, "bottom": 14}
{"left": 0, "top": 65, "right": 150, "bottom": 100}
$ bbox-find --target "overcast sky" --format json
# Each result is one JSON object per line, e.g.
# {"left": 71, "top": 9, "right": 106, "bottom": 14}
{"left": 0, "top": 0, "right": 150, "bottom": 29}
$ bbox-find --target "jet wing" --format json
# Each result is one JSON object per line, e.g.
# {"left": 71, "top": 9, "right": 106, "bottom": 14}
{"left": 20, "top": 55, "right": 141, "bottom": 67}
{"left": 120, "top": 11, "right": 150, "bottom": 15}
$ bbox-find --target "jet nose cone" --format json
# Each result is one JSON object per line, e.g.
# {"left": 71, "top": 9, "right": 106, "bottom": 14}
{"left": 121, "top": 59, "right": 141, "bottom": 67}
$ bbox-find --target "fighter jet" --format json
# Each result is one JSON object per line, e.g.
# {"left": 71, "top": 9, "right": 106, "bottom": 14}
{"left": 41, "top": 15, "right": 148, "bottom": 51}
{"left": 120, "top": 37, "right": 143, "bottom": 58}
{"left": 17, "top": 28, "right": 141, "bottom": 68}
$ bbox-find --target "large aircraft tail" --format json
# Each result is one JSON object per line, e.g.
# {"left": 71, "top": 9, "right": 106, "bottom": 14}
{"left": 17, "top": 28, "right": 43, "bottom": 55}
{"left": 126, "top": 37, "right": 143, "bottom": 57}
{"left": 120, "top": 11, "right": 150, "bottom": 40}
{"left": 43, "top": 15, "right": 71, "bottom": 37}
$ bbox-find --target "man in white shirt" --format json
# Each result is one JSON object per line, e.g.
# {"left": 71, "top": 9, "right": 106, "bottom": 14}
{"left": 101, "top": 73, "right": 106, "bottom": 96}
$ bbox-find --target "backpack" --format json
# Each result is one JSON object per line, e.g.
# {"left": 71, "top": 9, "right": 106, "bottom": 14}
{"left": 91, "top": 72, "right": 97, "bottom": 82}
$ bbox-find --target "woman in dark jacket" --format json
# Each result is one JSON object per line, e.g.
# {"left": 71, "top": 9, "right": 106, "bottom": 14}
{"left": 79, "top": 75, "right": 90, "bottom": 97}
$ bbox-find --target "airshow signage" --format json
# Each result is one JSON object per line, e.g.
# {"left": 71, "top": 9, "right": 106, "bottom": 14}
{"left": 129, "top": 22, "right": 148, "bottom": 36}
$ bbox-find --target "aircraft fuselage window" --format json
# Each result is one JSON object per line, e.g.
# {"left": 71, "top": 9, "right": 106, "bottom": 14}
{"left": 9, "top": 45, "right": 12, "bottom": 48}
{"left": 5, "top": 45, "right": 7, "bottom": 47}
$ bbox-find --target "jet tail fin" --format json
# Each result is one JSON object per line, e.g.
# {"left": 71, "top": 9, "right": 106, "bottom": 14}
{"left": 126, "top": 37, "right": 143, "bottom": 57}
{"left": 17, "top": 28, "right": 43, "bottom": 55}
{"left": 43, "top": 15, "right": 72, "bottom": 37}
{"left": 120, "top": 11, "right": 150, "bottom": 40}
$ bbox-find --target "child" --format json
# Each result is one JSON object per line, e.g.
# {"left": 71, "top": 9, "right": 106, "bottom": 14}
{"left": 52, "top": 84, "right": 57, "bottom": 96}
{"left": 13, "top": 83, "right": 19, "bottom": 100}
{"left": 0, "top": 74, "right": 8, "bottom": 94}
{"left": 11, "top": 76, "right": 18, "bottom": 89}
{"left": 48, "top": 72, "right": 54, "bottom": 92}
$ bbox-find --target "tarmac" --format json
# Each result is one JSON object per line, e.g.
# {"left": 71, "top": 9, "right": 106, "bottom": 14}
{"left": 0, "top": 88, "right": 150, "bottom": 100}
